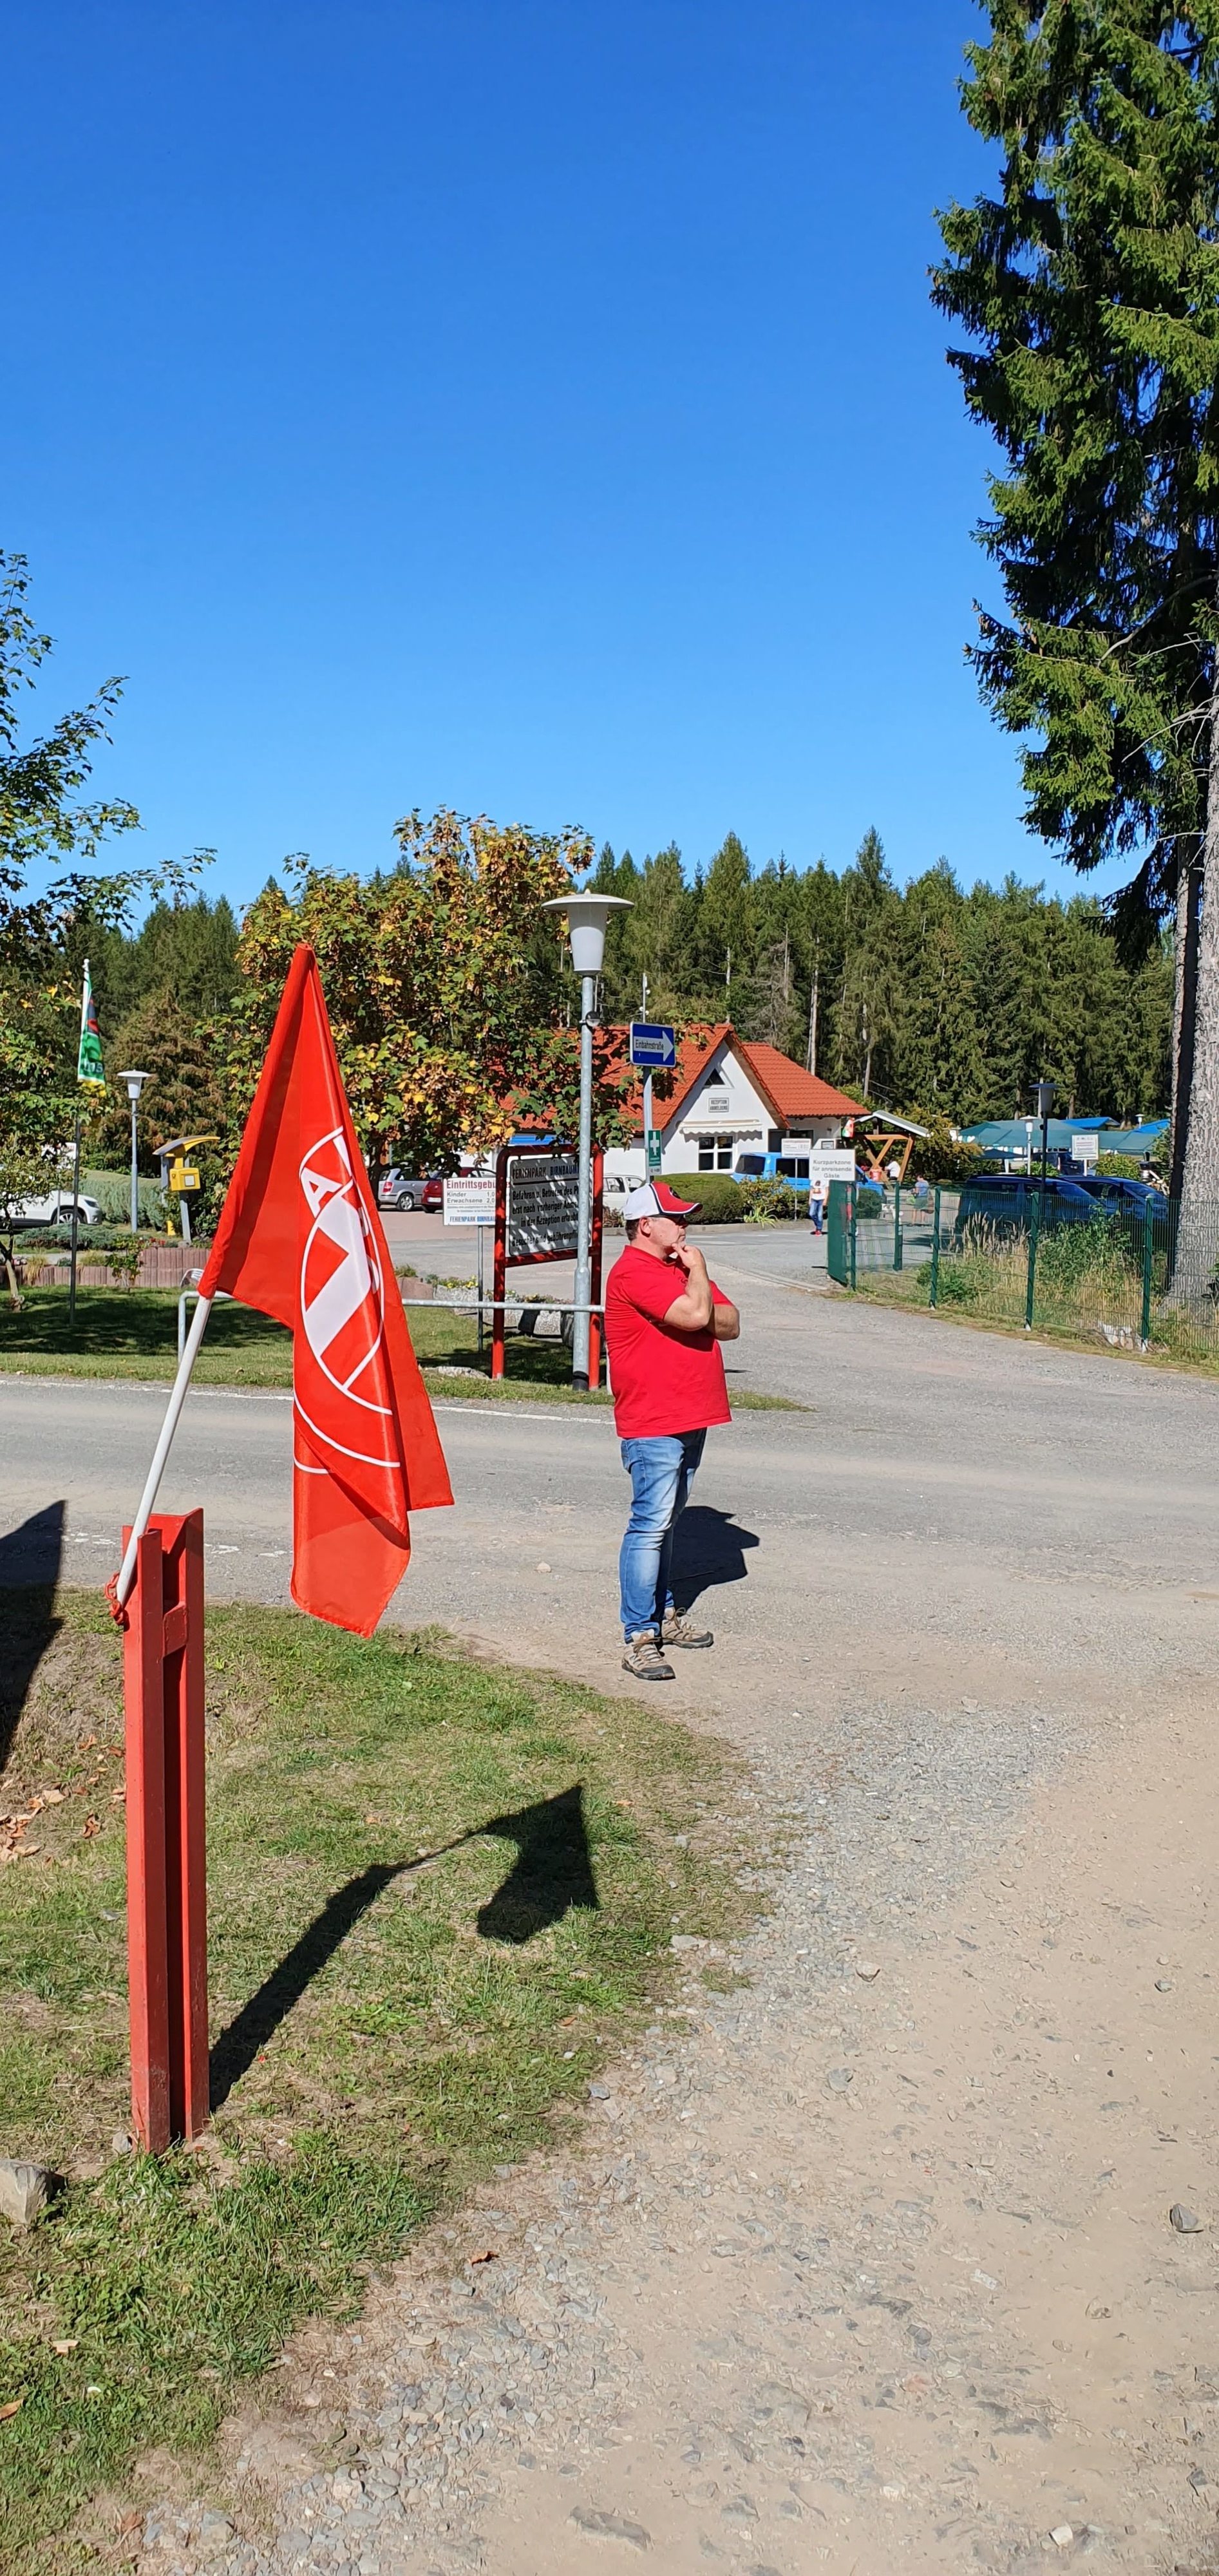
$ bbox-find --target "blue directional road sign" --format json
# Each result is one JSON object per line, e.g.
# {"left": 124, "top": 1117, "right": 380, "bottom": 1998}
{"left": 628, "top": 1021, "right": 677, "bottom": 1069}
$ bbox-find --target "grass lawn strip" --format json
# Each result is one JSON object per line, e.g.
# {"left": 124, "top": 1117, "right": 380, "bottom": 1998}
{"left": 0, "top": 1290, "right": 800, "bottom": 1410}
{"left": 0, "top": 1589, "right": 763, "bottom": 2570}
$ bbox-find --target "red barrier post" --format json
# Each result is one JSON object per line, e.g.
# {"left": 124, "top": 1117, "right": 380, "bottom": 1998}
{"left": 121, "top": 1509, "right": 209, "bottom": 2149}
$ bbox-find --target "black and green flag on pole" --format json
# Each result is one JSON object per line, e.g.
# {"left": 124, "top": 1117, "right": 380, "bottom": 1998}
{"left": 69, "top": 959, "right": 106, "bottom": 1324}
{"left": 77, "top": 960, "right": 106, "bottom": 1090}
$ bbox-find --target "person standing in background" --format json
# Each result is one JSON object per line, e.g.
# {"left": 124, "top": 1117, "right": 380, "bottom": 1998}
{"left": 603, "top": 1182, "right": 740, "bottom": 1681}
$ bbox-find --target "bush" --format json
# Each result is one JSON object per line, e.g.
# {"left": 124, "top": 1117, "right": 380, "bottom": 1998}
{"left": 736, "top": 1178, "right": 797, "bottom": 1222}
{"left": 83, "top": 1168, "right": 165, "bottom": 1225}
{"left": 661, "top": 1173, "right": 744, "bottom": 1223}
{"left": 1095, "top": 1152, "right": 1142, "bottom": 1179}
{"left": 19, "top": 1226, "right": 156, "bottom": 1253}
{"left": 1037, "top": 1212, "right": 1132, "bottom": 1290}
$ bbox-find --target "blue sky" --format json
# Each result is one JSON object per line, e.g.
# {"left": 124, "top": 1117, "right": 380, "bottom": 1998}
{"left": 3, "top": 1, "right": 1104, "bottom": 911}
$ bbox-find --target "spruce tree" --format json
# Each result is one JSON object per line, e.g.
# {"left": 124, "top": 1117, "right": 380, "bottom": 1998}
{"left": 932, "top": 2, "right": 1219, "bottom": 1285}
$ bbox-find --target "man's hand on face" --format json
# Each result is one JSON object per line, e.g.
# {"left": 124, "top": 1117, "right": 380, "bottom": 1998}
{"left": 669, "top": 1229, "right": 706, "bottom": 1275}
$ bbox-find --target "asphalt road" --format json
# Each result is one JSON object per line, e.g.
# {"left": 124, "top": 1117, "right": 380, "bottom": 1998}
{"left": 3, "top": 1264, "right": 1216, "bottom": 1750}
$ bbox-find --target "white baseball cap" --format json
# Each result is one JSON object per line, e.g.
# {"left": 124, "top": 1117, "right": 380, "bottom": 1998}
{"left": 623, "top": 1180, "right": 701, "bottom": 1220}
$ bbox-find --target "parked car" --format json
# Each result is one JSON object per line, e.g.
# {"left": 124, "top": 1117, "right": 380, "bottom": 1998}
{"left": 955, "top": 1173, "right": 1096, "bottom": 1243}
{"left": 421, "top": 1175, "right": 443, "bottom": 1211}
{"left": 1070, "top": 1175, "right": 1169, "bottom": 1217}
{"left": 377, "top": 1168, "right": 426, "bottom": 1211}
{"left": 732, "top": 1151, "right": 812, "bottom": 1195}
{"left": 9, "top": 1189, "right": 101, "bottom": 1231}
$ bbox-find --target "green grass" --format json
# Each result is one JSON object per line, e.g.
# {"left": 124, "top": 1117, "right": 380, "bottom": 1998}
{"left": 0, "top": 1289, "right": 801, "bottom": 1410}
{"left": 0, "top": 1589, "right": 760, "bottom": 2568}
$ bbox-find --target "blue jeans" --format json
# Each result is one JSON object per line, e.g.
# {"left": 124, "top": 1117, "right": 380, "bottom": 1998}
{"left": 618, "top": 1430, "right": 706, "bottom": 1639}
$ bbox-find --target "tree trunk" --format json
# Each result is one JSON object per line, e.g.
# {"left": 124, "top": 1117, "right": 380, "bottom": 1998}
{"left": 1169, "top": 840, "right": 1202, "bottom": 1204}
{"left": 1171, "top": 652, "right": 1219, "bottom": 1298}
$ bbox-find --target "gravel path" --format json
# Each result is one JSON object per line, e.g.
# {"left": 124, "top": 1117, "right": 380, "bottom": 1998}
{"left": 138, "top": 1655, "right": 1219, "bottom": 2576}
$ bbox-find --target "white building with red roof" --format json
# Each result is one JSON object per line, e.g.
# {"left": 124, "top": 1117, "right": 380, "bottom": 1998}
{"left": 607, "top": 1021, "right": 865, "bottom": 1183}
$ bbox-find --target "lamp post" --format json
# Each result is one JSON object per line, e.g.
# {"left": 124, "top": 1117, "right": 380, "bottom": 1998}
{"left": 1034, "top": 1079, "right": 1055, "bottom": 1223}
{"left": 1023, "top": 1115, "right": 1035, "bottom": 1177}
{"left": 542, "top": 892, "right": 633, "bottom": 1387}
{"left": 118, "top": 1070, "right": 151, "bottom": 1232}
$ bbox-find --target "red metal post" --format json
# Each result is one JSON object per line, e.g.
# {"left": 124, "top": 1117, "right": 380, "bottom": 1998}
{"left": 121, "top": 1510, "right": 209, "bottom": 2149}
{"left": 123, "top": 1524, "right": 171, "bottom": 2152}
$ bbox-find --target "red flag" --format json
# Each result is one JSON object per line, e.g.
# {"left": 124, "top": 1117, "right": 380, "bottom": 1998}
{"left": 197, "top": 945, "right": 452, "bottom": 1634}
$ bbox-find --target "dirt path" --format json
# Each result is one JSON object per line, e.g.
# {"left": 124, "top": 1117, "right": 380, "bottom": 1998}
{"left": 129, "top": 1638, "right": 1219, "bottom": 2576}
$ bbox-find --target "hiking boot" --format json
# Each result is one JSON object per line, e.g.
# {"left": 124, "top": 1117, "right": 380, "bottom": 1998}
{"left": 662, "top": 1609, "right": 714, "bottom": 1649}
{"left": 621, "top": 1631, "right": 675, "bottom": 1681}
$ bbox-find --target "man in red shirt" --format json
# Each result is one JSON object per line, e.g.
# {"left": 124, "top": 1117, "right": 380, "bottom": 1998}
{"left": 603, "top": 1180, "right": 740, "bottom": 1680}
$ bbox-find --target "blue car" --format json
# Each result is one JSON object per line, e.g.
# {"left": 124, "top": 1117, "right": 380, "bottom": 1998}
{"left": 1071, "top": 1175, "right": 1167, "bottom": 1215}
{"left": 955, "top": 1173, "right": 1097, "bottom": 1243}
{"left": 732, "top": 1151, "right": 812, "bottom": 1197}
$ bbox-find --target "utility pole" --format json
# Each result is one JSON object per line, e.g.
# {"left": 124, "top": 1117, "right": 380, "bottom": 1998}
{"left": 806, "top": 941, "right": 820, "bottom": 1075}
{"left": 641, "top": 973, "right": 653, "bottom": 1177}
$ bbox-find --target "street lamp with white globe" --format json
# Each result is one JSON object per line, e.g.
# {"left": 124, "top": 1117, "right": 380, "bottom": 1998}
{"left": 542, "top": 892, "right": 633, "bottom": 1387}
{"left": 118, "top": 1069, "right": 151, "bottom": 1233}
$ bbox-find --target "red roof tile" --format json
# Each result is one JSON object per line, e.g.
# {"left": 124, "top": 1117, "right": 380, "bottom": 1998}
{"left": 732, "top": 1039, "right": 865, "bottom": 1124}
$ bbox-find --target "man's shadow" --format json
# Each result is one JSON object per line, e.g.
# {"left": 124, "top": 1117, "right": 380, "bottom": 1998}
{"left": 668, "top": 1504, "right": 758, "bottom": 1616}
{"left": 0, "top": 1502, "right": 64, "bottom": 1777}
{"left": 209, "top": 1783, "right": 598, "bottom": 2108}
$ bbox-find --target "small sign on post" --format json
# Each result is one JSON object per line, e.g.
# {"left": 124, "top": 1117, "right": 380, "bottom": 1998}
{"left": 646, "top": 1128, "right": 663, "bottom": 1176}
{"left": 491, "top": 1144, "right": 603, "bottom": 1387}
{"left": 809, "top": 1146, "right": 856, "bottom": 1184}
{"left": 442, "top": 1172, "right": 496, "bottom": 1226}
{"left": 628, "top": 1022, "right": 677, "bottom": 1069}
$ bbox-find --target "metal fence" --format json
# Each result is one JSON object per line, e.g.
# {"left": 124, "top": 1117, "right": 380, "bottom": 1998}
{"left": 827, "top": 1181, "right": 1219, "bottom": 1365}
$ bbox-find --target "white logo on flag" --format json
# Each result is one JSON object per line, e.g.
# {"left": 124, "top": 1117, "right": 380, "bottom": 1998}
{"left": 296, "top": 1129, "right": 393, "bottom": 1469}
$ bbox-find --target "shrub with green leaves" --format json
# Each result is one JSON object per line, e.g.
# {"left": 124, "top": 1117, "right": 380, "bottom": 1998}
{"left": 736, "top": 1178, "right": 797, "bottom": 1222}
{"left": 662, "top": 1173, "right": 744, "bottom": 1223}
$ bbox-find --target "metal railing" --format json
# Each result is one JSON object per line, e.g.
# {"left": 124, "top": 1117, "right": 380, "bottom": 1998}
{"left": 176, "top": 1282, "right": 603, "bottom": 1363}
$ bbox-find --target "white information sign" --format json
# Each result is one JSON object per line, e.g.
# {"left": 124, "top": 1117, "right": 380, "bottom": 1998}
{"left": 443, "top": 1173, "right": 496, "bottom": 1226}
{"left": 808, "top": 1146, "right": 856, "bottom": 1183}
{"left": 507, "top": 1151, "right": 580, "bottom": 1258}
{"left": 1071, "top": 1133, "right": 1101, "bottom": 1168}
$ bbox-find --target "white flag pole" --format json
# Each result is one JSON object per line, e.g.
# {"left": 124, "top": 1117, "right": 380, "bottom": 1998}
{"left": 113, "top": 1293, "right": 214, "bottom": 1607}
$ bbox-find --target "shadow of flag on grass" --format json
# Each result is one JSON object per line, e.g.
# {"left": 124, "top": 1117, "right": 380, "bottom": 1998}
{"left": 209, "top": 1783, "right": 598, "bottom": 2107}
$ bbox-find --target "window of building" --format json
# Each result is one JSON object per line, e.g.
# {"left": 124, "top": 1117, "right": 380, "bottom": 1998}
{"left": 698, "top": 1134, "right": 735, "bottom": 1171}
{"left": 767, "top": 1128, "right": 782, "bottom": 1154}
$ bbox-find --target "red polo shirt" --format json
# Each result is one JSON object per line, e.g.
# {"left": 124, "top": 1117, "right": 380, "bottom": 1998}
{"left": 604, "top": 1245, "right": 732, "bottom": 1439}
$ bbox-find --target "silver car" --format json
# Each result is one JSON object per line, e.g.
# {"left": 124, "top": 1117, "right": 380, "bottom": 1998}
{"left": 377, "top": 1167, "right": 426, "bottom": 1211}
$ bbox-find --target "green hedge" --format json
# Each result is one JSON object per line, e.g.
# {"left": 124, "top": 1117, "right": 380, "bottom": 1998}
{"left": 83, "top": 1169, "right": 165, "bottom": 1224}
{"left": 663, "top": 1173, "right": 744, "bottom": 1223}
